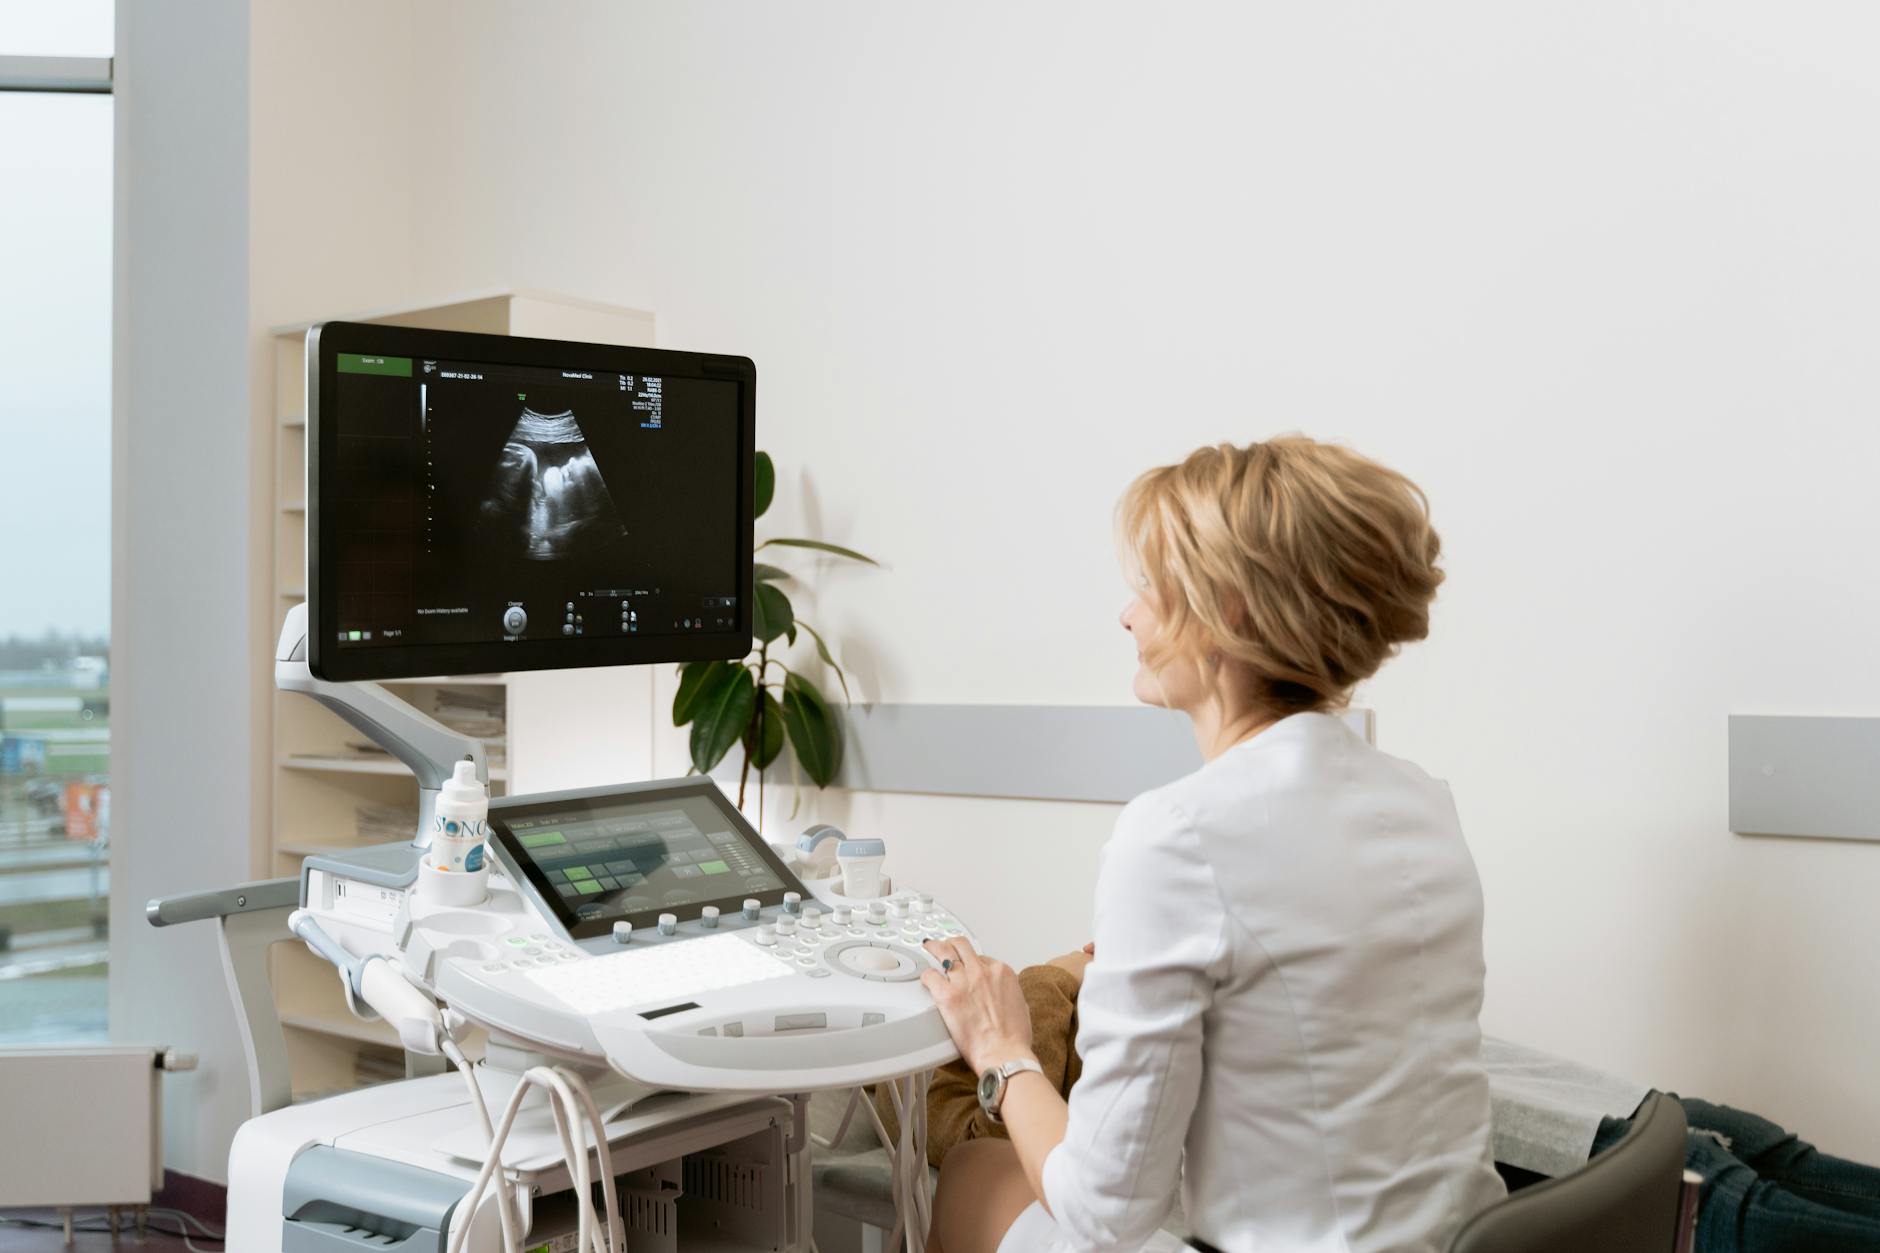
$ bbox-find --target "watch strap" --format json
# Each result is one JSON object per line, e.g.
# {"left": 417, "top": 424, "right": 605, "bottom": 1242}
{"left": 982, "top": 1056, "right": 1045, "bottom": 1125}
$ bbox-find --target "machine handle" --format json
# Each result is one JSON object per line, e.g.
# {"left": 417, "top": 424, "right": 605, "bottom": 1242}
{"left": 146, "top": 877, "right": 300, "bottom": 927}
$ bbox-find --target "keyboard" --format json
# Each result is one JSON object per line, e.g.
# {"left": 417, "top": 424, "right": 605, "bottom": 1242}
{"left": 525, "top": 932, "right": 793, "bottom": 1014}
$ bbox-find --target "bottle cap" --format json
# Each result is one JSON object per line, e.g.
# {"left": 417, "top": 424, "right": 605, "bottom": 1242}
{"left": 440, "top": 758, "right": 485, "bottom": 806}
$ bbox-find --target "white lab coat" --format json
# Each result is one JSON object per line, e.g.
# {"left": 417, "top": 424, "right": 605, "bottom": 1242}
{"left": 1022, "top": 711, "right": 1506, "bottom": 1252}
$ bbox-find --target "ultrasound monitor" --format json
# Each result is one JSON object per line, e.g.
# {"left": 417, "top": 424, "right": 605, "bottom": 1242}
{"left": 306, "top": 321, "right": 756, "bottom": 681}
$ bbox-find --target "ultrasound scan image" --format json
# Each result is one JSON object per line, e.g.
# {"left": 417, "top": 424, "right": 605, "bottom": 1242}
{"left": 477, "top": 408, "right": 628, "bottom": 560}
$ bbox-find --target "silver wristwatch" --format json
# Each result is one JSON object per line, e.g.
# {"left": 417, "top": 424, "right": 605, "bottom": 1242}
{"left": 977, "top": 1057, "right": 1045, "bottom": 1125}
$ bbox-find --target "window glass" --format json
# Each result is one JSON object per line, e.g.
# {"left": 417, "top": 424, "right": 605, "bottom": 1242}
{"left": 0, "top": 0, "right": 113, "bottom": 57}
{"left": 0, "top": 89, "right": 113, "bottom": 1043}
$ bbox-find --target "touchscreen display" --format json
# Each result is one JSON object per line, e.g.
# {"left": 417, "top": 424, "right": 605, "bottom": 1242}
{"left": 491, "top": 785, "right": 802, "bottom": 937}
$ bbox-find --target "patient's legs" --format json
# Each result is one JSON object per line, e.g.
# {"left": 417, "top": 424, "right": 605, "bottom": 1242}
{"left": 929, "top": 1138, "right": 1037, "bottom": 1253}
{"left": 1590, "top": 1099, "right": 1880, "bottom": 1253}
{"left": 1680, "top": 1098, "right": 1880, "bottom": 1223}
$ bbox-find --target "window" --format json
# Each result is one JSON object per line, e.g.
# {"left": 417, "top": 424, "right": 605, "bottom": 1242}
{"left": 0, "top": 0, "right": 114, "bottom": 1043}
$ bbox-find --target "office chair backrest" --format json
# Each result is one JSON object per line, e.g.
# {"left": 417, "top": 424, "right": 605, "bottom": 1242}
{"left": 1450, "top": 1091, "right": 1691, "bottom": 1253}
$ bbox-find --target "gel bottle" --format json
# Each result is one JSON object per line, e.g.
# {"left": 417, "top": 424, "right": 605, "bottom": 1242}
{"left": 422, "top": 758, "right": 491, "bottom": 906}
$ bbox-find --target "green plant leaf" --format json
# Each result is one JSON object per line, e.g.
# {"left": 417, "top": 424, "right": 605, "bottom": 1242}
{"left": 753, "top": 562, "right": 793, "bottom": 585}
{"left": 757, "top": 537, "right": 879, "bottom": 566}
{"left": 753, "top": 580, "right": 795, "bottom": 645}
{"left": 744, "top": 688, "right": 785, "bottom": 771}
{"left": 690, "top": 665, "right": 756, "bottom": 775}
{"left": 673, "top": 659, "right": 728, "bottom": 727}
{"left": 754, "top": 451, "right": 775, "bottom": 519}
{"left": 781, "top": 672, "right": 842, "bottom": 787}
{"left": 797, "top": 621, "right": 852, "bottom": 706}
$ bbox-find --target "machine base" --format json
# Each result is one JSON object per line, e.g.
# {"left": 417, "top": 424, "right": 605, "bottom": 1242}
{"left": 228, "top": 1072, "right": 804, "bottom": 1253}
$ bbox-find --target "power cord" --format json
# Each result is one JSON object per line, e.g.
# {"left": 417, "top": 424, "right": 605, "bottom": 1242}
{"left": 0, "top": 1206, "right": 225, "bottom": 1253}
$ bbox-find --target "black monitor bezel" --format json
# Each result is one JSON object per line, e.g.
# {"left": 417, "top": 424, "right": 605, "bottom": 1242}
{"left": 306, "top": 319, "right": 756, "bottom": 682}
{"left": 484, "top": 777, "right": 809, "bottom": 941}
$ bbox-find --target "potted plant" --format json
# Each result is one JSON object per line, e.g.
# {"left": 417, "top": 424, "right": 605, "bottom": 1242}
{"left": 671, "top": 452, "right": 875, "bottom": 823}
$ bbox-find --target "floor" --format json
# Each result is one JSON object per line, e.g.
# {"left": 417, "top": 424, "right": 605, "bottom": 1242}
{"left": 0, "top": 1210, "right": 211, "bottom": 1252}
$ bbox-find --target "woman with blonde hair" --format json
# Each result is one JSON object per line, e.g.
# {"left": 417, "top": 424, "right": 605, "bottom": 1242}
{"left": 920, "top": 436, "right": 1506, "bottom": 1253}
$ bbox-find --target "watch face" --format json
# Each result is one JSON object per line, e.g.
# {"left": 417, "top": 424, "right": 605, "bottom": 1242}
{"left": 978, "top": 1068, "right": 1000, "bottom": 1107}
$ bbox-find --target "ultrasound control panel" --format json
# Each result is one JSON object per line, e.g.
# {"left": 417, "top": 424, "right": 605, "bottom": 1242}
{"left": 403, "top": 876, "right": 972, "bottom": 1092}
{"left": 373, "top": 776, "right": 978, "bottom": 1090}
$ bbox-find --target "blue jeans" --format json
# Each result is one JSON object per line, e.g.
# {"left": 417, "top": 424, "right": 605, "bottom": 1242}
{"left": 1591, "top": 1095, "right": 1880, "bottom": 1253}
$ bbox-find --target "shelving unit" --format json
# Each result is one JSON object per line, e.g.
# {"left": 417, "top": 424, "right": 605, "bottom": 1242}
{"left": 263, "top": 291, "right": 659, "bottom": 1098}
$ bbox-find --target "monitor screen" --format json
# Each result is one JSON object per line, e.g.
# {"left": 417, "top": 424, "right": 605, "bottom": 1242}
{"left": 487, "top": 780, "right": 807, "bottom": 940}
{"left": 306, "top": 321, "right": 755, "bottom": 681}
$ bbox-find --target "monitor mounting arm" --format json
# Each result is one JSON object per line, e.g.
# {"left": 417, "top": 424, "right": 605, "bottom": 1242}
{"left": 274, "top": 602, "right": 487, "bottom": 849}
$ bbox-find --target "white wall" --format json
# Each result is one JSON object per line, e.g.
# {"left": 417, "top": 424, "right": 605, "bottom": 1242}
{"left": 111, "top": 0, "right": 257, "bottom": 1185}
{"left": 119, "top": 0, "right": 1870, "bottom": 1180}
{"left": 112, "top": 0, "right": 425, "bottom": 1183}
{"left": 385, "top": 1, "right": 1880, "bottom": 1157}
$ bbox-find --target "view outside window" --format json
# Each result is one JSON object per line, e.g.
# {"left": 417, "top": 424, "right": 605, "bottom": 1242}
{"left": 0, "top": 1, "right": 115, "bottom": 1042}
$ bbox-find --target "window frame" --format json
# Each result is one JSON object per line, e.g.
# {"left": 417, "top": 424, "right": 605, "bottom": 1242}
{"left": 0, "top": 55, "right": 112, "bottom": 94}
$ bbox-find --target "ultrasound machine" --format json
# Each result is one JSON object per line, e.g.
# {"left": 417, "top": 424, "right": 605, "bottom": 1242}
{"left": 147, "top": 324, "right": 967, "bottom": 1253}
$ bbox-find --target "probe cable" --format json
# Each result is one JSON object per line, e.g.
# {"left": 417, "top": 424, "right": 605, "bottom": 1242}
{"left": 443, "top": 1060, "right": 625, "bottom": 1253}
{"left": 443, "top": 1036, "right": 525, "bottom": 1251}
{"left": 295, "top": 918, "right": 620, "bottom": 1250}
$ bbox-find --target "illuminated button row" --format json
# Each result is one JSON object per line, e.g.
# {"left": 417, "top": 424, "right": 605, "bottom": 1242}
{"left": 481, "top": 933, "right": 580, "bottom": 972}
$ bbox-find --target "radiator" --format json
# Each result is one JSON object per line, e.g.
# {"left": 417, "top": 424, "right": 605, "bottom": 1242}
{"left": 0, "top": 1045, "right": 195, "bottom": 1208}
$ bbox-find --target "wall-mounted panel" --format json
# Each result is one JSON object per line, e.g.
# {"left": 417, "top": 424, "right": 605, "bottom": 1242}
{"left": 1729, "top": 715, "right": 1880, "bottom": 842}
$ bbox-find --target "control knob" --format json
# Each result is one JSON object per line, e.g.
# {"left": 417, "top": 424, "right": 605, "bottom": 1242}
{"left": 743, "top": 898, "right": 762, "bottom": 921}
{"left": 803, "top": 906, "right": 822, "bottom": 926}
{"left": 700, "top": 905, "right": 720, "bottom": 929}
{"left": 889, "top": 898, "right": 910, "bottom": 918}
{"left": 832, "top": 906, "right": 852, "bottom": 926}
{"left": 783, "top": 892, "right": 803, "bottom": 915}
{"left": 867, "top": 901, "right": 888, "bottom": 924}
{"left": 756, "top": 925, "right": 776, "bottom": 946}
{"left": 612, "top": 922, "right": 632, "bottom": 945}
{"left": 776, "top": 916, "right": 798, "bottom": 936}
{"left": 657, "top": 913, "right": 678, "bottom": 936}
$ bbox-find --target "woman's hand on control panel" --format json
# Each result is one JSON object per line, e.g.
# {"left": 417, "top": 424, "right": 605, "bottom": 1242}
{"left": 920, "top": 935, "right": 1034, "bottom": 1075}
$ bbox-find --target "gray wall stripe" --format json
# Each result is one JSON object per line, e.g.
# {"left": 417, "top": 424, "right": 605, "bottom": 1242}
{"left": 717, "top": 705, "right": 1374, "bottom": 804}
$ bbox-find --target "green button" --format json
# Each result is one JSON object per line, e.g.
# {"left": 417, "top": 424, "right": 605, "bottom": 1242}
{"left": 506, "top": 937, "right": 529, "bottom": 947}
{"left": 337, "top": 352, "right": 412, "bottom": 377}
{"left": 519, "top": 831, "right": 567, "bottom": 849}
{"left": 564, "top": 865, "right": 594, "bottom": 880}
{"left": 575, "top": 881, "right": 604, "bottom": 895}
{"left": 698, "top": 860, "right": 730, "bottom": 875}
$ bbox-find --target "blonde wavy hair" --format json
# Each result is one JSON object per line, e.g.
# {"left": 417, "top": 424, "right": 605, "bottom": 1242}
{"left": 1117, "top": 436, "right": 1444, "bottom": 716}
